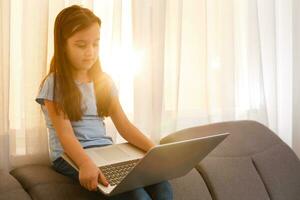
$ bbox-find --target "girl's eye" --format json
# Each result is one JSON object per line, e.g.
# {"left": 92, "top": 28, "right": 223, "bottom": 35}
{"left": 76, "top": 44, "right": 86, "bottom": 49}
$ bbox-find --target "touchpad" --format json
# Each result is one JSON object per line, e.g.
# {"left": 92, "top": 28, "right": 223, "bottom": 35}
{"left": 94, "top": 147, "right": 132, "bottom": 162}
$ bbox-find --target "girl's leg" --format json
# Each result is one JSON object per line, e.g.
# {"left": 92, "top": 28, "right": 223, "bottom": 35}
{"left": 52, "top": 157, "right": 151, "bottom": 200}
{"left": 52, "top": 157, "right": 79, "bottom": 180}
{"left": 144, "top": 181, "right": 173, "bottom": 200}
{"left": 52, "top": 157, "right": 110, "bottom": 199}
{"left": 52, "top": 157, "right": 173, "bottom": 200}
{"left": 109, "top": 187, "right": 151, "bottom": 200}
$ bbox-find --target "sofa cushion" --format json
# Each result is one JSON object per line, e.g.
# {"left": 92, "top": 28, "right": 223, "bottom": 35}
{"left": 10, "top": 165, "right": 73, "bottom": 190}
{"left": 0, "top": 170, "right": 31, "bottom": 200}
{"left": 197, "top": 157, "right": 270, "bottom": 200}
{"left": 160, "top": 120, "right": 282, "bottom": 157}
{"left": 26, "top": 183, "right": 107, "bottom": 200}
{"left": 10, "top": 165, "right": 106, "bottom": 200}
{"left": 160, "top": 120, "right": 300, "bottom": 200}
{"left": 252, "top": 143, "right": 300, "bottom": 200}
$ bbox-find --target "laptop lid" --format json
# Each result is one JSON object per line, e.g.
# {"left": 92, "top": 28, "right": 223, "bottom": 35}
{"left": 101, "top": 132, "right": 229, "bottom": 196}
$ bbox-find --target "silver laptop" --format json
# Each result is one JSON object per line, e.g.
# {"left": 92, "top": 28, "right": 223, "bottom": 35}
{"left": 62, "top": 132, "right": 229, "bottom": 196}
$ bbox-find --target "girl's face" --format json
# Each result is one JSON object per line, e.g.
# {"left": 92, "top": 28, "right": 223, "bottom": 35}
{"left": 65, "top": 22, "right": 100, "bottom": 73}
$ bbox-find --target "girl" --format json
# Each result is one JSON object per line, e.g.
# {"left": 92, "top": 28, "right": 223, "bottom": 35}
{"left": 36, "top": 5, "right": 173, "bottom": 200}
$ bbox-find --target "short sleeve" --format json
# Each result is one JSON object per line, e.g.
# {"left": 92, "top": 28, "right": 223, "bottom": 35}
{"left": 35, "top": 74, "right": 55, "bottom": 105}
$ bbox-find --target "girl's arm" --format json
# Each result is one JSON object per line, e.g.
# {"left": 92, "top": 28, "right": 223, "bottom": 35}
{"left": 109, "top": 97, "right": 155, "bottom": 152}
{"left": 44, "top": 100, "right": 108, "bottom": 191}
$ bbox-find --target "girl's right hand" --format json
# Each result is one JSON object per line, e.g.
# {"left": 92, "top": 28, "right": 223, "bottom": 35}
{"left": 78, "top": 160, "right": 109, "bottom": 191}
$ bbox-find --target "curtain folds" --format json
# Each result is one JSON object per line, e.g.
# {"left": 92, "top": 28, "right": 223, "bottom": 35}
{"left": 0, "top": 0, "right": 296, "bottom": 171}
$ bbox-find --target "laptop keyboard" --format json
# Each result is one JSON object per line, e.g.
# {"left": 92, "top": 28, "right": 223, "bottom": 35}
{"left": 99, "top": 159, "right": 140, "bottom": 186}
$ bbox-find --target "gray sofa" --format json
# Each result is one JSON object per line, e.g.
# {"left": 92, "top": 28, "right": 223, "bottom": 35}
{"left": 1, "top": 120, "right": 300, "bottom": 200}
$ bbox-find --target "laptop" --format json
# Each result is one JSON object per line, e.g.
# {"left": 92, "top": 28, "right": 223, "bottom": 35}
{"left": 62, "top": 132, "right": 229, "bottom": 196}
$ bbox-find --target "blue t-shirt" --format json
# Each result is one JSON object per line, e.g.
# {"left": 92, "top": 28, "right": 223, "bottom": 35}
{"left": 36, "top": 74, "right": 116, "bottom": 161}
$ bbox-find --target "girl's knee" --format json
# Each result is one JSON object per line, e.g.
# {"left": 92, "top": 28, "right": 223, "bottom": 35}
{"left": 131, "top": 188, "right": 152, "bottom": 200}
{"left": 147, "top": 181, "right": 173, "bottom": 200}
{"left": 109, "top": 187, "right": 151, "bottom": 200}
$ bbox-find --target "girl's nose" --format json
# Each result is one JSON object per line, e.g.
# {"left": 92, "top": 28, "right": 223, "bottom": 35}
{"left": 85, "top": 45, "right": 94, "bottom": 57}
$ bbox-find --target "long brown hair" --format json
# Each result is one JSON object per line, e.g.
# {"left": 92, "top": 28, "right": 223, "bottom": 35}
{"left": 41, "top": 5, "right": 115, "bottom": 121}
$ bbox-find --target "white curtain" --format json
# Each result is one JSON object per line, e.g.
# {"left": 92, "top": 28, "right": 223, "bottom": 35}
{"left": 129, "top": 0, "right": 293, "bottom": 145}
{"left": 1, "top": 0, "right": 51, "bottom": 172}
{"left": 0, "top": 0, "right": 95, "bottom": 171}
{"left": 293, "top": 0, "right": 300, "bottom": 159}
{"left": 0, "top": 0, "right": 296, "bottom": 171}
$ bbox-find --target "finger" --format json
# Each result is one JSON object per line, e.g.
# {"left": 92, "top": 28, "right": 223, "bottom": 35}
{"left": 87, "top": 180, "right": 95, "bottom": 191}
{"left": 98, "top": 171, "right": 109, "bottom": 186}
{"left": 100, "top": 171, "right": 109, "bottom": 185}
{"left": 79, "top": 175, "right": 88, "bottom": 189}
{"left": 83, "top": 181, "right": 91, "bottom": 191}
{"left": 81, "top": 177, "right": 93, "bottom": 191}
{"left": 79, "top": 179, "right": 86, "bottom": 188}
{"left": 91, "top": 178, "right": 99, "bottom": 191}
{"left": 80, "top": 180, "right": 90, "bottom": 191}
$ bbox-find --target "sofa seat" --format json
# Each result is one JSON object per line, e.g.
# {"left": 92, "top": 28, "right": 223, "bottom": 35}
{"left": 10, "top": 165, "right": 105, "bottom": 200}
{"left": 10, "top": 164, "right": 212, "bottom": 200}
{"left": 0, "top": 170, "right": 31, "bottom": 200}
